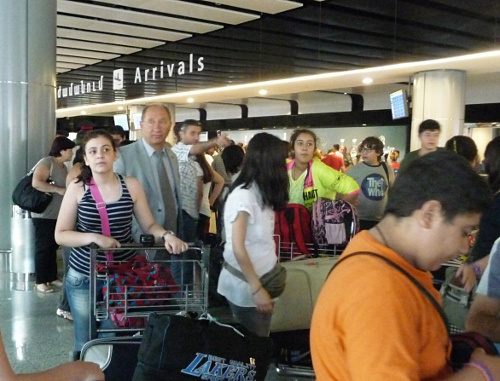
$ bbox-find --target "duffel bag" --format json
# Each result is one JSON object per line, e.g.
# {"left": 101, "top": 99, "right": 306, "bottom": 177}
{"left": 133, "top": 313, "right": 273, "bottom": 381}
{"left": 99, "top": 255, "right": 178, "bottom": 328}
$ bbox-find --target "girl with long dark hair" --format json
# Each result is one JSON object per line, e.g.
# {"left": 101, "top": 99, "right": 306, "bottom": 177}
{"left": 217, "top": 133, "right": 289, "bottom": 337}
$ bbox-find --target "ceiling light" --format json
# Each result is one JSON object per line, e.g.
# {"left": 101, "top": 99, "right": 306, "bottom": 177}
{"left": 259, "top": 89, "right": 268, "bottom": 95}
{"left": 80, "top": 111, "right": 87, "bottom": 115}
{"left": 362, "top": 77, "right": 373, "bottom": 84}
{"left": 55, "top": 49, "right": 500, "bottom": 118}
{"left": 187, "top": 97, "right": 195, "bottom": 103}
{"left": 117, "top": 106, "right": 124, "bottom": 110}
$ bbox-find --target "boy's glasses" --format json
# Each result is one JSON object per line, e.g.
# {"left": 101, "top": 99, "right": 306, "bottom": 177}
{"left": 360, "top": 148, "right": 374, "bottom": 153}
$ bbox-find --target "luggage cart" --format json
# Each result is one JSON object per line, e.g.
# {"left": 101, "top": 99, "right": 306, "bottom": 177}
{"left": 88, "top": 243, "right": 209, "bottom": 339}
{"left": 274, "top": 234, "right": 344, "bottom": 262}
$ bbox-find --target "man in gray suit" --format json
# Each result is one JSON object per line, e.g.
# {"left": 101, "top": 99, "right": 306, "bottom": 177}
{"left": 114, "top": 103, "right": 181, "bottom": 245}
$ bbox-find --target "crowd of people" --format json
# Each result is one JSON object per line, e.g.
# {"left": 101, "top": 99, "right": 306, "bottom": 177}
{"left": 9, "top": 111, "right": 500, "bottom": 379}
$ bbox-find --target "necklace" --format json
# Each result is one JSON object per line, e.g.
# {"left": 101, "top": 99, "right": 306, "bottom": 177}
{"left": 374, "top": 225, "right": 389, "bottom": 248}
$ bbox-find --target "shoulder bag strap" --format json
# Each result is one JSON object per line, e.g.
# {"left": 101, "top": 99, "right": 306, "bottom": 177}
{"left": 88, "top": 179, "right": 113, "bottom": 261}
{"left": 29, "top": 157, "right": 51, "bottom": 175}
{"left": 334, "top": 251, "right": 450, "bottom": 335}
{"left": 222, "top": 261, "right": 246, "bottom": 281}
{"left": 381, "top": 162, "right": 390, "bottom": 181}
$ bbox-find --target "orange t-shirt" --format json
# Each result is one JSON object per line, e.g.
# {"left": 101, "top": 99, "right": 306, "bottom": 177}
{"left": 310, "top": 231, "right": 452, "bottom": 380}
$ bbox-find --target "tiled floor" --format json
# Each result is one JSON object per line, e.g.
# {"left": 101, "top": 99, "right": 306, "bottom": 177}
{"left": 0, "top": 259, "right": 314, "bottom": 380}
{"left": 0, "top": 274, "right": 74, "bottom": 374}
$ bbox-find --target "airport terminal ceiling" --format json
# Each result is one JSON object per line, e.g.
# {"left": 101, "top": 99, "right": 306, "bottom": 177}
{"left": 56, "top": 0, "right": 500, "bottom": 110}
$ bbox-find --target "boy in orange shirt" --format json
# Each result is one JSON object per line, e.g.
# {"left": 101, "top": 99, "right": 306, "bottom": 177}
{"left": 311, "top": 150, "right": 500, "bottom": 380}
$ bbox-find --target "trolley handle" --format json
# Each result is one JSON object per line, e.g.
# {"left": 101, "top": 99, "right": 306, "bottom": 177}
{"left": 89, "top": 241, "right": 203, "bottom": 251}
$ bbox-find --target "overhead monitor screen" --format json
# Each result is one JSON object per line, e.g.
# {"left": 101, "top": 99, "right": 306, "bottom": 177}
{"left": 113, "top": 114, "right": 130, "bottom": 131}
{"left": 389, "top": 89, "right": 409, "bottom": 119}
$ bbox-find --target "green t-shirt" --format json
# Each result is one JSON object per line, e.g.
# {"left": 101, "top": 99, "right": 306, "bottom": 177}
{"left": 399, "top": 147, "right": 445, "bottom": 175}
{"left": 287, "top": 159, "right": 360, "bottom": 210}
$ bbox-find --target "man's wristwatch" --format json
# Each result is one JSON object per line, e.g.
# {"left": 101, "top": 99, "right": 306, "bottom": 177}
{"left": 162, "top": 231, "right": 176, "bottom": 241}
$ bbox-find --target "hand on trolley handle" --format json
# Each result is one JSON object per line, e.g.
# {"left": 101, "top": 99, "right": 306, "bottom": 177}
{"left": 91, "top": 232, "right": 189, "bottom": 255}
{"left": 162, "top": 233, "right": 189, "bottom": 255}
{"left": 90, "top": 233, "right": 122, "bottom": 250}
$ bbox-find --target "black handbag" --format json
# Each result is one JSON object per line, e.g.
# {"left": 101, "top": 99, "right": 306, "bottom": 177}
{"left": 12, "top": 160, "right": 53, "bottom": 213}
{"left": 132, "top": 313, "right": 273, "bottom": 381}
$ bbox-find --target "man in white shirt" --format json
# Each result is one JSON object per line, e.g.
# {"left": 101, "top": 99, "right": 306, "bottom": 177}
{"left": 171, "top": 119, "right": 231, "bottom": 283}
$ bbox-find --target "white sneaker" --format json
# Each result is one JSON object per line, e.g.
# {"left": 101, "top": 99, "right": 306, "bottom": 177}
{"left": 56, "top": 308, "right": 73, "bottom": 321}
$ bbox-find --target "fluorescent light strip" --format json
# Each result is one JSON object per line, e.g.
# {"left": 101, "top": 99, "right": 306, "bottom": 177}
{"left": 56, "top": 49, "right": 500, "bottom": 117}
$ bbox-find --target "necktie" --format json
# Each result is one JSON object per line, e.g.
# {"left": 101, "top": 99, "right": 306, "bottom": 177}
{"left": 153, "top": 151, "right": 177, "bottom": 233}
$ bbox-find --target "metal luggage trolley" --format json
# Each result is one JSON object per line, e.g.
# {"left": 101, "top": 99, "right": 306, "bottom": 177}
{"left": 88, "top": 242, "right": 209, "bottom": 339}
{"left": 274, "top": 235, "right": 345, "bottom": 262}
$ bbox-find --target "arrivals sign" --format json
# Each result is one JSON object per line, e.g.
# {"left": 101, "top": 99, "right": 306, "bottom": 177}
{"left": 57, "top": 53, "right": 204, "bottom": 99}
{"left": 57, "top": 77, "right": 103, "bottom": 98}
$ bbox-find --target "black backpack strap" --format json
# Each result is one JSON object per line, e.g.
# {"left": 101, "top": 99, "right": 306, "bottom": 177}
{"left": 333, "top": 251, "right": 450, "bottom": 335}
{"left": 381, "top": 162, "right": 390, "bottom": 181}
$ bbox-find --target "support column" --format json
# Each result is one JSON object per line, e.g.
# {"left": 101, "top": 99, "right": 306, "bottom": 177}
{"left": 0, "top": 0, "right": 56, "bottom": 284}
{"left": 410, "top": 70, "right": 466, "bottom": 151}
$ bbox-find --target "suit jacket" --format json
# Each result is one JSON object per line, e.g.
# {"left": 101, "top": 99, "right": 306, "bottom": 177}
{"left": 114, "top": 139, "right": 182, "bottom": 241}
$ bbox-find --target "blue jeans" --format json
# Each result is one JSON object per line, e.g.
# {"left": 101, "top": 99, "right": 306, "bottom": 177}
{"left": 171, "top": 211, "right": 199, "bottom": 287}
{"left": 58, "top": 246, "right": 71, "bottom": 312}
{"left": 66, "top": 268, "right": 114, "bottom": 356}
